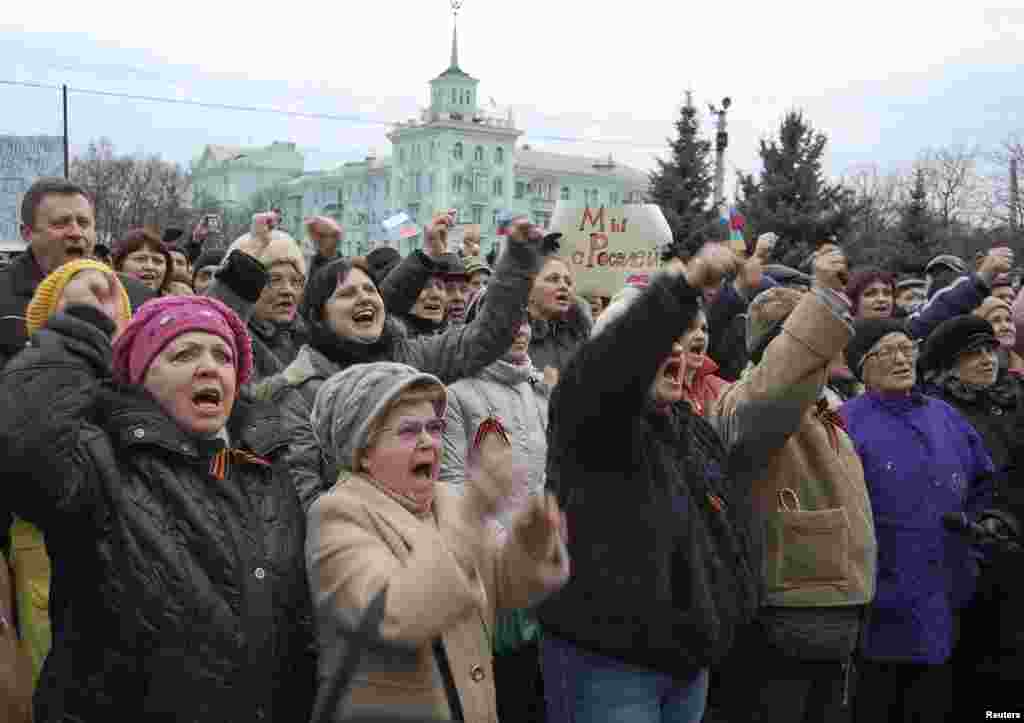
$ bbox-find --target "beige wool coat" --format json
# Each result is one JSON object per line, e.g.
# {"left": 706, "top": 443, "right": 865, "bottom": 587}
{"left": 307, "top": 473, "right": 565, "bottom": 722}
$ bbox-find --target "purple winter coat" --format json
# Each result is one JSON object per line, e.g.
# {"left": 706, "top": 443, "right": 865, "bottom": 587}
{"left": 841, "top": 391, "right": 994, "bottom": 664}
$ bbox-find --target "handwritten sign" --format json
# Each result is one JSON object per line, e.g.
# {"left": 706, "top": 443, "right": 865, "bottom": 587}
{"left": 0, "top": 135, "right": 63, "bottom": 240}
{"left": 549, "top": 203, "right": 672, "bottom": 297}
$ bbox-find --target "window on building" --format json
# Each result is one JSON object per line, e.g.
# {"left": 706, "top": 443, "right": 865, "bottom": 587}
{"left": 493, "top": 177, "right": 503, "bottom": 196}
{"left": 515, "top": 181, "right": 526, "bottom": 199}
{"left": 495, "top": 147, "right": 504, "bottom": 164}
{"left": 475, "top": 146, "right": 484, "bottom": 162}
{"left": 399, "top": 148, "right": 406, "bottom": 163}
{"left": 492, "top": 209, "right": 500, "bottom": 228}
{"left": 409, "top": 203, "right": 419, "bottom": 222}
{"left": 430, "top": 142, "right": 437, "bottom": 161}
{"left": 451, "top": 88, "right": 456, "bottom": 104}
{"left": 561, "top": 186, "right": 570, "bottom": 201}
{"left": 428, "top": 173, "right": 435, "bottom": 192}
{"left": 472, "top": 206, "right": 483, "bottom": 224}
{"left": 452, "top": 174, "right": 463, "bottom": 193}
{"left": 384, "top": 180, "right": 390, "bottom": 196}
{"left": 453, "top": 142, "right": 463, "bottom": 160}
{"left": 610, "top": 191, "right": 620, "bottom": 206}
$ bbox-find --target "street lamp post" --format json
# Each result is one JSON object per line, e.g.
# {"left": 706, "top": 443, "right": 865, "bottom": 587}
{"left": 708, "top": 97, "right": 731, "bottom": 213}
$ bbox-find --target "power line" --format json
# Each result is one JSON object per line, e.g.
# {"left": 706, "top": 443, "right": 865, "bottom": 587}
{"left": 0, "top": 77, "right": 669, "bottom": 153}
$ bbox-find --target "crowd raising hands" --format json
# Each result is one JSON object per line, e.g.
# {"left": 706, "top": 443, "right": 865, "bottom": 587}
{"left": 0, "top": 175, "right": 1022, "bottom": 723}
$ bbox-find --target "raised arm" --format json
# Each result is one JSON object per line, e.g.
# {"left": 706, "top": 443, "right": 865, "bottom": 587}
{"left": 402, "top": 220, "right": 541, "bottom": 383}
{"left": 552, "top": 248, "right": 735, "bottom": 458}
{"left": 712, "top": 260, "right": 853, "bottom": 465}
{"left": 0, "top": 303, "right": 113, "bottom": 532}
{"left": 201, "top": 213, "right": 274, "bottom": 323}
{"left": 378, "top": 212, "right": 455, "bottom": 316}
{"left": 906, "top": 247, "right": 1012, "bottom": 340}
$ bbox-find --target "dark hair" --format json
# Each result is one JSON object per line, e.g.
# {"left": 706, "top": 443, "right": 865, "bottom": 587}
{"left": 845, "top": 268, "right": 895, "bottom": 314}
{"left": 20, "top": 177, "right": 92, "bottom": 229}
{"left": 111, "top": 227, "right": 173, "bottom": 291}
{"left": 301, "top": 257, "right": 375, "bottom": 325}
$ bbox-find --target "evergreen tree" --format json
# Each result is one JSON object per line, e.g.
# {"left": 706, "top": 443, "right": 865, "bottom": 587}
{"left": 649, "top": 92, "right": 716, "bottom": 257}
{"left": 737, "top": 111, "right": 856, "bottom": 265}
{"left": 897, "top": 168, "right": 936, "bottom": 264}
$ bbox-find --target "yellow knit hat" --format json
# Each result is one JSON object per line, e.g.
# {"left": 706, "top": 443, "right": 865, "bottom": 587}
{"left": 26, "top": 260, "right": 133, "bottom": 336}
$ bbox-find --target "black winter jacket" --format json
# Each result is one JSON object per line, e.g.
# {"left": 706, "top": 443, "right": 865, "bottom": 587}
{"left": 248, "top": 315, "right": 309, "bottom": 380}
{"left": 0, "top": 307, "right": 316, "bottom": 722}
{"left": 538, "top": 272, "right": 760, "bottom": 680}
{"left": 928, "top": 372, "right": 1024, "bottom": 679}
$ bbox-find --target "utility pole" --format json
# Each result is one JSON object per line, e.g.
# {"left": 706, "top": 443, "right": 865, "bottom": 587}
{"left": 62, "top": 84, "right": 69, "bottom": 179}
{"left": 708, "top": 96, "right": 732, "bottom": 213}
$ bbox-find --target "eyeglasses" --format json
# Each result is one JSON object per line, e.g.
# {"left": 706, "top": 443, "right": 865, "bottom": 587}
{"left": 267, "top": 272, "right": 306, "bottom": 291}
{"left": 864, "top": 341, "right": 920, "bottom": 366}
{"left": 378, "top": 417, "right": 447, "bottom": 445}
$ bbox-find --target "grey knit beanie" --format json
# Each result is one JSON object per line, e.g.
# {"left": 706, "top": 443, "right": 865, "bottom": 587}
{"left": 311, "top": 362, "right": 447, "bottom": 475}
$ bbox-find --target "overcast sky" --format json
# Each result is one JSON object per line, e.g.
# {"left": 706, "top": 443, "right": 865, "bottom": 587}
{"left": 1, "top": 1, "right": 1022, "bottom": 184}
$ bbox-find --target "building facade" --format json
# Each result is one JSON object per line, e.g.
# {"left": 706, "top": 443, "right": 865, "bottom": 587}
{"left": 194, "top": 27, "right": 648, "bottom": 257}
{"left": 191, "top": 141, "right": 305, "bottom": 207}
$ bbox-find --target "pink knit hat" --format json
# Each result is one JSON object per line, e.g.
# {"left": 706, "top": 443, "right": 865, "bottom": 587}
{"left": 111, "top": 296, "right": 254, "bottom": 387}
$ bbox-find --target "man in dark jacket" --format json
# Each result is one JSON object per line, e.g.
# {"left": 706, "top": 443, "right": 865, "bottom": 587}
{"left": 0, "top": 177, "right": 96, "bottom": 367}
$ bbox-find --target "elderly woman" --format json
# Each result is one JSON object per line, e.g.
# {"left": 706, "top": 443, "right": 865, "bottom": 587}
{"left": 975, "top": 296, "right": 1024, "bottom": 376}
{"left": 206, "top": 214, "right": 542, "bottom": 513}
{"left": 538, "top": 245, "right": 759, "bottom": 723}
{"left": 0, "top": 273, "right": 315, "bottom": 722}
{"left": 307, "top": 362, "right": 569, "bottom": 722}
{"left": 112, "top": 227, "right": 173, "bottom": 295}
{"left": 226, "top": 227, "right": 309, "bottom": 380}
{"left": 841, "top": 319, "right": 994, "bottom": 723}
{"left": 918, "top": 314, "right": 1024, "bottom": 716}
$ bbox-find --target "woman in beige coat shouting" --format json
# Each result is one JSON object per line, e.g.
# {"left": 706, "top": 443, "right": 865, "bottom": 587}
{"left": 307, "top": 362, "right": 569, "bottom": 722}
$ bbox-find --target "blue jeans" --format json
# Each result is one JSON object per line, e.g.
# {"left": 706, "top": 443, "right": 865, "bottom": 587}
{"left": 541, "top": 634, "right": 709, "bottom": 723}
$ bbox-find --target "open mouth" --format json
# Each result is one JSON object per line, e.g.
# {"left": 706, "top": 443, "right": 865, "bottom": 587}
{"left": 411, "top": 462, "right": 434, "bottom": 479}
{"left": 554, "top": 293, "right": 570, "bottom": 305}
{"left": 192, "top": 387, "right": 223, "bottom": 412}
{"left": 422, "top": 302, "right": 443, "bottom": 314}
{"left": 352, "top": 305, "right": 377, "bottom": 324}
{"left": 65, "top": 247, "right": 86, "bottom": 259}
{"left": 274, "top": 301, "right": 296, "bottom": 314}
{"left": 688, "top": 339, "right": 706, "bottom": 355}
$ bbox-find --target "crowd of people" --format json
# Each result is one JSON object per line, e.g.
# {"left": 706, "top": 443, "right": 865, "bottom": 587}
{"left": 0, "top": 175, "right": 1021, "bottom": 723}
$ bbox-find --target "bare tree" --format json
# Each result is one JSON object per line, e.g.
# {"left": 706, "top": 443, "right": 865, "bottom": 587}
{"left": 842, "top": 163, "right": 906, "bottom": 238}
{"left": 70, "top": 137, "right": 192, "bottom": 244}
{"left": 915, "top": 144, "right": 988, "bottom": 228}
